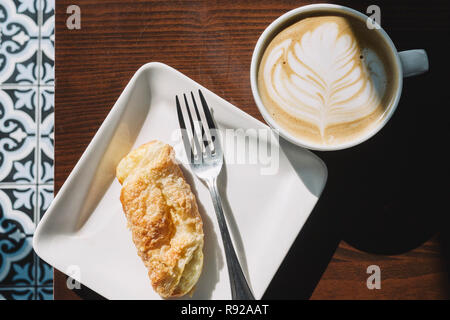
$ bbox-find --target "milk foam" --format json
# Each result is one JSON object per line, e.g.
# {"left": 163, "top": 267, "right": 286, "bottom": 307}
{"left": 260, "top": 18, "right": 388, "bottom": 142}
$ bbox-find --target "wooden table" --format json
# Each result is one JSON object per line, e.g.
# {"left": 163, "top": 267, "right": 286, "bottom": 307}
{"left": 54, "top": 0, "right": 450, "bottom": 299}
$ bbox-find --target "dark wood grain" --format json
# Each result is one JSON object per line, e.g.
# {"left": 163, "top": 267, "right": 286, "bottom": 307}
{"left": 54, "top": 0, "right": 450, "bottom": 299}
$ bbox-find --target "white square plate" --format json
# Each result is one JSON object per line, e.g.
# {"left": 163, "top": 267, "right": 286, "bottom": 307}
{"left": 33, "top": 63, "right": 327, "bottom": 300}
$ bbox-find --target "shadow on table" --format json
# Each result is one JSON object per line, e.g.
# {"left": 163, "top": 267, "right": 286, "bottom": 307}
{"left": 67, "top": 279, "right": 106, "bottom": 300}
{"left": 263, "top": 70, "right": 449, "bottom": 297}
{"left": 439, "top": 230, "right": 450, "bottom": 289}
{"left": 262, "top": 184, "right": 340, "bottom": 299}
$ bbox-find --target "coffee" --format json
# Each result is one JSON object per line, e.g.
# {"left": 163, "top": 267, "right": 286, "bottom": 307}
{"left": 257, "top": 13, "right": 399, "bottom": 147}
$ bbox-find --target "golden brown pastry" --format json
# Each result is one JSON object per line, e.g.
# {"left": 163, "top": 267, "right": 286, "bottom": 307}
{"left": 116, "top": 140, "right": 204, "bottom": 298}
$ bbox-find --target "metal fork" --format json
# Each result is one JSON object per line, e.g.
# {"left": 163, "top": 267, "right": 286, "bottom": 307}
{"left": 176, "top": 90, "right": 255, "bottom": 300}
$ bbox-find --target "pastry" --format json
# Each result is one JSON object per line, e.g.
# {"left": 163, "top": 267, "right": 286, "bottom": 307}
{"left": 116, "top": 140, "right": 204, "bottom": 298}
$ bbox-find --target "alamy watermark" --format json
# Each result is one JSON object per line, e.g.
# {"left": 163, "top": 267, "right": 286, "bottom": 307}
{"left": 366, "top": 265, "right": 381, "bottom": 289}
{"left": 66, "top": 265, "right": 81, "bottom": 290}
{"left": 171, "top": 127, "right": 280, "bottom": 176}
{"left": 66, "top": 5, "right": 81, "bottom": 30}
{"left": 366, "top": 5, "right": 381, "bottom": 29}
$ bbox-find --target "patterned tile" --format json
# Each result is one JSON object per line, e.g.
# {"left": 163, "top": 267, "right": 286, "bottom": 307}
{"left": 0, "top": 0, "right": 55, "bottom": 300}
{"left": 13, "top": 0, "right": 39, "bottom": 21}
{"left": 0, "top": 0, "right": 40, "bottom": 84}
{"left": 36, "top": 185, "right": 53, "bottom": 287}
{"left": 0, "top": 286, "right": 53, "bottom": 300}
{"left": 40, "top": 0, "right": 53, "bottom": 23}
{"left": 36, "top": 286, "right": 52, "bottom": 299}
{"left": 36, "top": 256, "right": 52, "bottom": 286}
{"left": 0, "top": 87, "right": 37, "bottom": 183}
{"left": 0, "top": 186, "right": 36, "bottom": 287}
{"left": 39, "top": 0, "right": 54, "bottom": 85}
{"left": 37, "top": 185, "right": 52, "bottom": 219}
{"left": 0, "top": 287, "right": 35, "bottom": 299}
{"left": 38, "top": 86, "right": 53, "bottom": 183}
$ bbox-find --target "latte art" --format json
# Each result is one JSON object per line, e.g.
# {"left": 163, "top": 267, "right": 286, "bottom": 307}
{"left": 258, "top": 16, "right": 396, "bottom": 146}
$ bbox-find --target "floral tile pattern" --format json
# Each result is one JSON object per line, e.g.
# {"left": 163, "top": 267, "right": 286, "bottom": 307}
{"left": 38, "top": 86, "right": 53, "bottom": 184}
{"left": 37, "top": 185, "right": 52, "bottom": 220}
{"left": 40, "top": 1, "right": 54, "bottom": 85}
{"left": 0, "top": 0, "right": 39, "bottom": 85}
{"left": 0, "top": 187, "right": 35, "bottom": 286}
{"left": 0, "top": 0, "right": 54, "bottom": 300}
{"left": 0, "top": 87, "right": 37, "bottom": 183}
{"left": 36, "top": 185, "right": 52, "bottom": 287}
{"left": 0, "top": 287, "right": 35, "bottom": 300}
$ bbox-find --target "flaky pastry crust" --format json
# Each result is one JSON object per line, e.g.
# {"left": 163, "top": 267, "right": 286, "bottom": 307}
{"left": 116, "top": 141, "right": 204, "bottom": 298}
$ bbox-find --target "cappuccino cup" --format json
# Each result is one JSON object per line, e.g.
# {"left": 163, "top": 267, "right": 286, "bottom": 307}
{"left": 250, "top": 4, "right": 429, "bottom": 151}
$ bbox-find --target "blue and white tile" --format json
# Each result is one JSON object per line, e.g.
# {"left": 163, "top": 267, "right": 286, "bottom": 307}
{"left": 0, "top": 186, "right": 36, "bottom": 287}
{"left": 36, "top": 286, "right": 52, "bottom": 299}
{"left": 36, "top": 185, "right": 53, "bottom": 288}
{"left": 40, "top": 0, "right": 53, "bottom": 22}
{"left": 0, "top": 0, "right": 55, "bottom": 300}
{"left": 0, "top": 286, "right": 53, "bottom": 300}
{"left": 0, "top": 87, "right": 37, "bottom": 183}
{"left": 38, "top": 86, "right": 53, "bottom": 184}
{"left": 39, "top": 0, "right": 54, "bottom": 85}
{"left": 36, "top": 256, "right": 52, "bottom": 286}
{"left": 12, "top": 0, "right": 40, "bottom": 21}
{"left": 37, "top": 185, "right": 52, "bottom": 220}
{"left": 0, "top": 287, "right": 35, "bottom": 299}
{"left": 0, "top": 0, "right": 40, "bottom": 85}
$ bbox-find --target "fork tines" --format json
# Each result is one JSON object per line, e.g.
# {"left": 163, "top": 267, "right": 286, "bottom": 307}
{"left": 176, "top": 90, "right": 218, "bottom": 163}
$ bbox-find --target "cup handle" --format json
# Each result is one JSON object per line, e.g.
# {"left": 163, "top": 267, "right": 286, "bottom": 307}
{"left": 398, "top": 49, "right": 429, "bottom": 78}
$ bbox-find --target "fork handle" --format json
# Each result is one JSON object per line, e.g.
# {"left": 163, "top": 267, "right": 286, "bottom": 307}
{"left": 206, "top": 178, "right": 255, "bottom": 300}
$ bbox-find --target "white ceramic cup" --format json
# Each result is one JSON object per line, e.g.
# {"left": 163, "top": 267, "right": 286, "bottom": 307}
{"left": 250, "top": 4, "right": 429, "bottom": 151}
